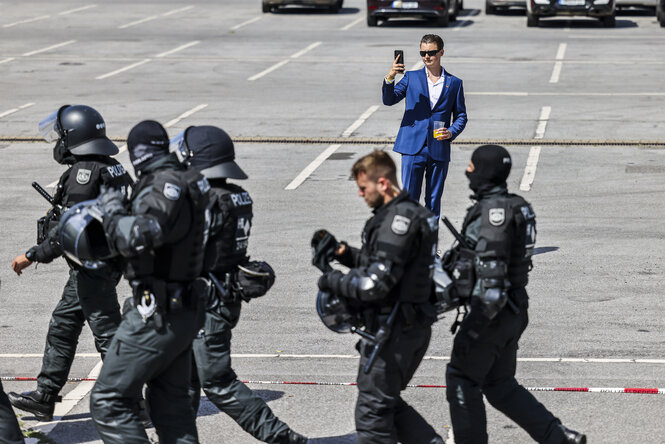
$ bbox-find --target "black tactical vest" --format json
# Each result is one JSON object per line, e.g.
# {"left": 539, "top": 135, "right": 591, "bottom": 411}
{"left": 54, "top": 156, "right": 132, "bottom": 208}
{"left": 204, "top": 183, "right": 253, "bottom": 274}
{"left": 360, "top": 194, "right": 438, "bottom": 305}
{"left": 466, "top": 193, "right": 536, "bottom": 288}
{"left": 127, "top": 167, "right": 210, "bottom": 282}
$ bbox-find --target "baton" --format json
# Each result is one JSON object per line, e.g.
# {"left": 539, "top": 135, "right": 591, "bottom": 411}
{"left": 32, "top": 181, "right": 56, "bottom": 206}
{"left": 441, "top": 216, "right": 470, "bottom": 249}
{"left": 361, "top": 302, "right": 401, "bottom": 374}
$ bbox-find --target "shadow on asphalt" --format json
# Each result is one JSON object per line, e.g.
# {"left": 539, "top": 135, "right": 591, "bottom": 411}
{"left": 310, "top": 432, "right": 358, "bottom": 443}
{"left": 533, "top": 246, "right": 559, "bottom": 255}
{"left": 270, "top": 7, "right": 361, "bottom": 15}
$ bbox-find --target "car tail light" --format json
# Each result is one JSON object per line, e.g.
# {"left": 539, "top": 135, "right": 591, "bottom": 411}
{"left": 369, "top": 4, "right": 378, "bottom": 9}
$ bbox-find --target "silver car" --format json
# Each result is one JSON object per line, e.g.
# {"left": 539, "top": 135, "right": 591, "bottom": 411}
{"left": 263, "top": 0, "right": 343, "bottom": 13}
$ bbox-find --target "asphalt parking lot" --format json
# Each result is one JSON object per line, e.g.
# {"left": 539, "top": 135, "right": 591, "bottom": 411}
{"left": 1, "top": 0, "right": 664, "bottom": 442}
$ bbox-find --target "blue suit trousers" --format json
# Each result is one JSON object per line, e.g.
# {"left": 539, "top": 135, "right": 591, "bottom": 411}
{"left": 401, "top": 144, "right": 449, "bottom": 219}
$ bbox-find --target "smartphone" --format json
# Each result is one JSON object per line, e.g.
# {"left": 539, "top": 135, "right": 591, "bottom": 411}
{"left": 394, "top": 50, "right": 404, "bottom": 65}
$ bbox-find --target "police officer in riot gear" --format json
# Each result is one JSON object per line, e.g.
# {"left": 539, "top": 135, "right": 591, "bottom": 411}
{"left": 180, "top": 125, "right": 307, "bottom": 444}
{"left": 1, "top": 383, "right": 24, "bottom": 443}
{"left": 8, "top": 105, "right": 132, "bottom": 422}
{"left": 316, "top": 150, "right": 444, "bottom": 444}
{"left": 82, "top": 120, "right": 209, "bottom": 443}
{"left": 445, "top": 144, "right": 586, "bottom": 444}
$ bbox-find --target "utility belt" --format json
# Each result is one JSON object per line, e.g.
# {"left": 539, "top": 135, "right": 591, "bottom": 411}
{"left": 362, "top": 301, "right": 435, "bottom": 334}
{"left": 131, "top": 277, "right": 204, "bottom": 327}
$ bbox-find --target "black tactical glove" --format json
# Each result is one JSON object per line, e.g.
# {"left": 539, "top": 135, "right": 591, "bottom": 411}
{"left": 311, "top": 229, "right": 340, "bottom": 273}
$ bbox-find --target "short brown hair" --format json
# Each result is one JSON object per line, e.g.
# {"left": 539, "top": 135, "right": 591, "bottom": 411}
{"left": 420, "top": 34, "right": 444, "bottom": 51}
{"left": 351, "top": 150, "right": 398, "bottom": 185}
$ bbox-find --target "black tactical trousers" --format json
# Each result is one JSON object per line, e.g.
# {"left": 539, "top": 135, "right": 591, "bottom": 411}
{"left": 355, "top": 319, "right": 441, "bottom": 444}
{"left": 190, "top": 300, "right": 290, "bottom": 443}
{"left": 446, "top": 289, "right": 566, "bottom": 444}
{"left": 90, "top": 302, "right": 204, "bottom": 444}
{"left": 0, "top": 382, "right": 24, "bottom": 444}
{"left": 37, "top": 267, "right": 121, "bottom": 396}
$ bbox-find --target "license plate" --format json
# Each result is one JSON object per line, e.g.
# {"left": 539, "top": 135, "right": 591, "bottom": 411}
{"left": 559, "top": 0, "right": 585, "bottom": 5}
{"left": 392, "top": 1, "right": 419, "bottom": 8}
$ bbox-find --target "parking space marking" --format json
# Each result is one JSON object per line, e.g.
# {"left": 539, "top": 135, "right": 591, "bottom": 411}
{"left": 285, "top": 105, "right": 379, "bottom": 190}
{"left": 95, "top": 58, "right": 152, "bottom": 80}
{"left": 467, "top": 92, "right": 665, "bottom": 97}
{"left": 534, "top": 105, "right": 551, "bottom": 139}
{"left": 230, "top": 16, "right": 262, "bottom": 31}
{"left": 118, "top": 6, "right": 194, "bottom": 29}
{"left": 549, "top": 42, "right": 566, "bottom": 83}
{"left": 340, "top": 17, "right": 363, "bottom": 31}
{"left": 519, "top": 146, "right": 541, "bottom": 192}
{"left": 30, "top": 361, "right": 102, "bottom": 437}
{"left": 155, "top": 41, "right": 200, "bottom": 58}
{"left": 249, "top": 41, "right": 322, "bottom": 81}
{"left": 0, "top": 102, "right": 35, "bottom": 118}
{"left": 22, "top": 40, "right": 77, "bottom": 57}
{"left": 0, "top": 57, "right": 14, "bottom": 64}
{"left": 2, "top": 15, "right": 50, "bottom": 28}
{"left": 58, "top": 5, "right": 98, "bottom": 16}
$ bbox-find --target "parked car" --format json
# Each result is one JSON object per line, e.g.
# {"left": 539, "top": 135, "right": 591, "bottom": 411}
{"left": 263, "top": 0, "right": 343, "bottom": 13}
{"left": 615, "top": 0, "right": 656, "bottom": 10}
{"left": 658, "top": 0, "right": 665, "bottom": 25}
{"left": 526, "top": 0, "right": 616, "bottom": 27}
{"left": 485, "top": 0, "right": 526, "bottom": 14}
{"left": 366, "top": 0, "right": 454, "bottom": 26}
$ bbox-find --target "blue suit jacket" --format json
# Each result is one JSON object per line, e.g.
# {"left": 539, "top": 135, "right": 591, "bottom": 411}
{"left": 382, "top": 68, "right": 467, "bottom": 162}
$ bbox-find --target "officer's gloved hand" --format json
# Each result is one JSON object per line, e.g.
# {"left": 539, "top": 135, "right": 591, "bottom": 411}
{"left": 98, "top": 185, "right": 128, "bottom": 218}
{"left": 311, "top": 229, "right": 340, "bottom": 273}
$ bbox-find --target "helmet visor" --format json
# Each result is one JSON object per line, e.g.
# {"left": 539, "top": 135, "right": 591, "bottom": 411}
{"left": 38, "top": 110, "right": 61, "bottom": 142}
{"left": 169, "top": 129, "right": 190, "bottom": 163}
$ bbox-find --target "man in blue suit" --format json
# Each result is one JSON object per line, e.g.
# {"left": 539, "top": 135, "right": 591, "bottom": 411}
{"left": 383, "top": 34, "right": 467, "bottom": 219}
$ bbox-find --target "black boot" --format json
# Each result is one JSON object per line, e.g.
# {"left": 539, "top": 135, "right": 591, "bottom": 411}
{"left": 7, "top": 390, "right": 61, "bottom": 422}
{"left": 279, "top": 429, "right": 309, "bottom": 444}
{"left": 560, "top": 425, "right": 586, "bottom": 444}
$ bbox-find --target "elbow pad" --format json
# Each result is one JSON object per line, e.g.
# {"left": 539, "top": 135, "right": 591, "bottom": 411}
{"left": 112, "top": 215, "right": 164, "bottom": 257}
{"left": 343, "top": 261, "right": 395, "bottom": 302}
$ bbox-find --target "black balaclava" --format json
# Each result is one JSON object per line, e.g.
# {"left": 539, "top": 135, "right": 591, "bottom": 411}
{"left": 127, "top": 120, "right": 170, "bottom": 176}
{"left": 465, "top": 144, "right": 512, "bottom": 195}
{"left": 53, "top": 139, "right": 77, "bottom": 165}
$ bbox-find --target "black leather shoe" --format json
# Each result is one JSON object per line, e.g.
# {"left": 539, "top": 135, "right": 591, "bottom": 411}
{"left": 7, "top": 390, "right": 60, "bottom": 422}
{"left": 561, "top": 425, "right": 587, "bottom": 444}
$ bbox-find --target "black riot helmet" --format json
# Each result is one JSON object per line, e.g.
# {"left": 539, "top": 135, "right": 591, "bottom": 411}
{"left": 58, "top": 199, "right": 115, "bottom": 269}
{"left": 316, "top": 290, "right": 359, "bottom": 333}
{"left": 180, "top": 125, "right": 248, "bottom": 180}
{"left": 39, "top": 105, "right": 118, "bottom": 164}
{"left": 127, "top": 120, "right": 170, "bottom": 176}
{"left": 465, "top": 144, "right": 512, "bottom": 194}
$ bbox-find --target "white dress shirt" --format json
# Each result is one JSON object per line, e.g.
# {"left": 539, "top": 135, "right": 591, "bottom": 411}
{"left": 426, "top": 67, "right": 445, "bottom": 109}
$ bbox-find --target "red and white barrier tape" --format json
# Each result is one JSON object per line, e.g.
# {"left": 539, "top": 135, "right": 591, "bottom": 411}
{"left": 2, "top": 376, "right": 664, "bottom": 394}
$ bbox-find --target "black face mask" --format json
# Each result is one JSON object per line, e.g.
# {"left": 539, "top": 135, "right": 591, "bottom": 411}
{"left": 466, "top": 144, "right": 512, "bottom": 195}
{"left": 53, "top": 139, "right": 76, "bottom": 165}
{"left": 465, "top": 169, "right": 484, "bottom": 194}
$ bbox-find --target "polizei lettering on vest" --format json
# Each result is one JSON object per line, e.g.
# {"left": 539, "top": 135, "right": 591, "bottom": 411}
{"left": 230, "top": 192, "right": 252, "bottom": 207}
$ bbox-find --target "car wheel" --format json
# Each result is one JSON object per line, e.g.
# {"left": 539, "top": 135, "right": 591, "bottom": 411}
{"left": 526, "top": 12, "right": 539, "bottom": 26}
{"left": 601, "top": 15, "right": 616, "bottom": 27}
{"left": 330, "top": 0, "right": 343, "bottom": 12}
{"left": 485, "top": 0, "right": 497, "bottom": 14}
{"left": 262, "top": 2, "right": 271, "bottom": 13}
{"left": 450, "top": 0, "right": 459, "bottom": 21}
{"left": 367, "top": 14, "right": 378, "bottom": 26}
{"left": 437, "top": 12, "right": 450, "bottom": 26}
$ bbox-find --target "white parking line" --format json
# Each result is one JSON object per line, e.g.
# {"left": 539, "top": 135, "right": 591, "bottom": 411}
{"left": 118, "top": 6, "right": 194, "bottom": 29}
{"left": 22, "top": 40, "right": 76, "bottom": 57}
{"left": 285, "top": 105, "right": 379, "bottom": 190}
{"left": 519, "top": 146, "right": 541, "bottom": 192}
{"left": 249, "top": 42, "right": 322, "bottom": 81}
{"left": 340, "top": 17, "right": 363, "bottom": 31}
{"left": 0, "top": 102, "right": 35, "bottom": 118}
{"left": 549, "top": 43, "right": 567, "bottom": 83}
{"left": 0, "top": 57, "right": 14, "bottom": 64}
{"left": 230, "top": 16, "right": 262, "bottom": 31}
{"left": 3, "top": 15, "right": 50, "bottom": 28}
{"left": 58, "top": 5, "right": 98, "bottom": 16}
{"left": 155, "top": 41, "right": 200, "bottom": 58}
{"left": 534, "top": 105, "right": 551, "bottom": 139}
{"left": 467, "top": 91, "right": 665, "bottom": 97}
{"left": 95, "top": 58, "right": 152, "bottom": 80}
{"left": 342, "top": 105, "right": 379, "bottom": 138}
{"left": 31, "top": 361, "right": 102, "bottom": 436}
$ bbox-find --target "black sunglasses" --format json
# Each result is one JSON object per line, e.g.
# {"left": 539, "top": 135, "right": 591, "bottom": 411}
{"left": 419, "top": 50, "right": 440, "bottom": 57}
